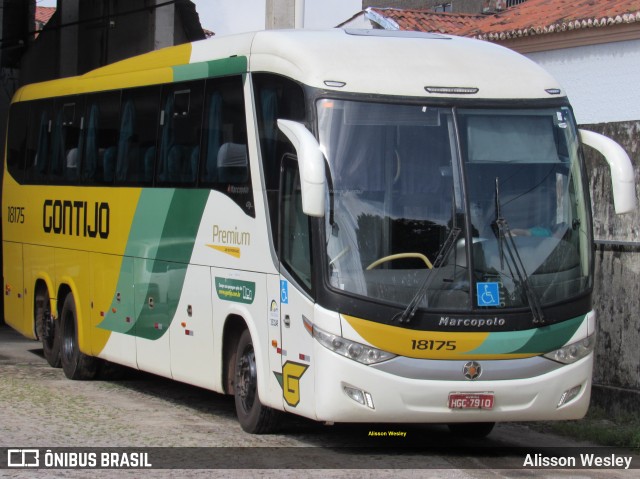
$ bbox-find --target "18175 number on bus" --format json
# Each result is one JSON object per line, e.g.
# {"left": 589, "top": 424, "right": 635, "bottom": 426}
{"left": 7, "top": 206, "right": 25, "bottom": 224}
{"left": 410, "top": 339, "right": 456, "bottom": 351}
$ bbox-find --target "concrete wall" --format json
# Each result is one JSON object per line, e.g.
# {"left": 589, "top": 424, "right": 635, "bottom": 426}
{"left": 526, "top": 39, "right": 640, "bottom": 125}
{"left": 581, "top": 120, "right": 640, "bottom": 414}
{"left": 524, "top": 42, "right": 640, "bottom": 414}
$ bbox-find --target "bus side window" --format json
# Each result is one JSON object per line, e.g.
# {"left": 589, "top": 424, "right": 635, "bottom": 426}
{"left": 253, "top": 73, "right": 306, "bottom": 250}
{"left": 51, "top": 97, "right": 84, "bottom": 183}
{"left": 200, "top": 76, "right": 254, "bottom": 217}
{"left": 116, "top": 86, "right": 160, "bottom": 186}
{"left": 156, "top": 80, "right": 204, "bottom": 186}
{"left": 6, "top": 102, "right": 29, "bottom": 184}
{"left": 81, "top": 90, "right": 121, "bottom": 184}
{"left": 24, "top": 100, "right": 53, "bottom": 183}
{"left": 280, "top": 155, "right": 312, "bottom": 290}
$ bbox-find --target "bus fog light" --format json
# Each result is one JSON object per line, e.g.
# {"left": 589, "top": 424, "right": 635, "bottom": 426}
{"left": 557, "top": 385, "right": 581, "bottom": 408}
{"left": 344, "top": 386, "right": 375, "bottom": 409}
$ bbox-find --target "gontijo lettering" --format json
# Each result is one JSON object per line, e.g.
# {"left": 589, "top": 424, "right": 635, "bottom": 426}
{"left": 43, "top": 199, "right": 109, "bottom": 239}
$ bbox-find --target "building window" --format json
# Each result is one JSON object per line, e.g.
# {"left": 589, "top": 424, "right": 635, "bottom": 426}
{"left": 433, "top": 3, "right": 452, "bottom": 12}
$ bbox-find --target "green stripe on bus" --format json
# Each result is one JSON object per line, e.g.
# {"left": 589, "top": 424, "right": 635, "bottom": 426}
{"left": 173, "top": 56, "right": 248, "bottom": 82}
{"left": 130, "top": 188, "right": 209, "bottom": 340}
{"left": 98, "top": 188, "right": 209, "bottom": 339}
{"left": 468, "top": 314, "right": 584, "bottom": 356}
{"left": 512, "top": 314, "right": 585, "bottom": 354}
{"left": 98, "top": 189, "right": 175, "bottom": 334}
{"left": 465, "top": 327, "right": 537, "bottom": 356}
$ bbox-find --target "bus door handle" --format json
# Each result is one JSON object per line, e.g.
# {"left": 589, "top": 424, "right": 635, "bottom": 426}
{"left": 283, "top": 315, "right": 291, "bottom": 328}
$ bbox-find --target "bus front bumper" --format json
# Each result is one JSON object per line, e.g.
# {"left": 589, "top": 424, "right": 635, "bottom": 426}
{"left": 313, "top": 343, "right": 592, "bottom": 424}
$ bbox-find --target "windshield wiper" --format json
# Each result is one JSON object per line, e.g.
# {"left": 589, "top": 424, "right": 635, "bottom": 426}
{"left": 492, "top": 177, "right": 545, "bottom": 324}
{"left": 393, "top": 226, "right": 461, "bottom": 324}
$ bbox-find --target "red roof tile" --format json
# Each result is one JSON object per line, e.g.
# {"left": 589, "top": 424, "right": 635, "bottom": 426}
{"left": 35, "top": 6, "right": 56, "bottom": 28}
{"left": 370, "top": 0, "right": 640, "bottom": 41}
{"left": 468, "top": 0, "right": 640, "bottom": 40}
{"left": 368, "top": 8, "right": 483, "bottom": 36}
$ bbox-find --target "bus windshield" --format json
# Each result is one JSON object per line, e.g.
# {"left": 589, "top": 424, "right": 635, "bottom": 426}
{"left": 317, "top": 100, "right": 591, "bottom": 314}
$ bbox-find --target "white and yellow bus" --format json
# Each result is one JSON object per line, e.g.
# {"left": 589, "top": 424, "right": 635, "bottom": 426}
{"left": 3, "top": 29, "right": 636, "bottom": 435}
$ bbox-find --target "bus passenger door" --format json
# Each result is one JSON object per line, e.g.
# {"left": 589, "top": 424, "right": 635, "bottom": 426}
{"left": 278, "top": 157, "right": 316, "bottom": 418}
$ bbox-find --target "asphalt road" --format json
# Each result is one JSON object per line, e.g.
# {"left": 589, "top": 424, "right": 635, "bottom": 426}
{"left": 0, "top": 322, "right": 637, "bottom": 478}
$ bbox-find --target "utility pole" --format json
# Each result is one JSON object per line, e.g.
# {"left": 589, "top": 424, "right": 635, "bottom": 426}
{"left": 266, "top": 0, "right": 305, "bottom": 29}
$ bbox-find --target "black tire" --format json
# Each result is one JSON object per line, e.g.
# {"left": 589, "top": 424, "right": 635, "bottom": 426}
{"left": 447, "top": 422, "right": 496, "bottom": 438}
{"left": 35, "top": 286, "right": 61, "bottom": 368}
{"left": 234, "top": 329, "right": 279, "bottom": 434}
{"left": 60, "top": 294, "right": 98, "bottom": 380}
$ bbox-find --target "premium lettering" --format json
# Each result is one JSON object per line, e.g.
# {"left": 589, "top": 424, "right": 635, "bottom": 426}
{"left": 43, "top": 199, "right": 109, "bottom": 239}
{"left": 212, "top": 225, "right": 250, "bottom": 246}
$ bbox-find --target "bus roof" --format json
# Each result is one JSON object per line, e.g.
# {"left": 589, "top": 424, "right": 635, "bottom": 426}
{"left": 15, "top": 29, "right": 564, "bottom": 102}
{"left": 246, "top": 29, "right": 564, "bottom": 100}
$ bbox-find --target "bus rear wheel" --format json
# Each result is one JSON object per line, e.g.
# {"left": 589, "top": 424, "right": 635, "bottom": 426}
{"left": 60, "top": 294, "right": 98, "bottom": 380}
{"left": 35, "top": 286, "right": 61, "bottom": 368}
{"left": 234, "top": 329, "right": 279, "bottom": 434}
{"left": 447, "top": 422, "right": 496, "bottom": 438}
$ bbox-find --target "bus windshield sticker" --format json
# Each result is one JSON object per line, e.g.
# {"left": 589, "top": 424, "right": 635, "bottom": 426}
{"left": 477, "top": 282, "right": 500, "bottom": 307}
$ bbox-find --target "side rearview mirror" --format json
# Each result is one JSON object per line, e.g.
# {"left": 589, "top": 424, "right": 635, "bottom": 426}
{"left": 579, "top": 129, "right": 637, "bottom": 214}
{"left": 277, "top": 119, "right": 326, "bottom": 217}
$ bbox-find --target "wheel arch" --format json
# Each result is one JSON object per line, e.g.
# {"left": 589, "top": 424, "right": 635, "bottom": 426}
{"left": 32, "top": 275, "right": 55, "bottom": 337}
{"left": 56, "top": 278, "right": 91, "bottom": 357}
{"left": 221, "top": 314, "right": 248, "bottom": 395}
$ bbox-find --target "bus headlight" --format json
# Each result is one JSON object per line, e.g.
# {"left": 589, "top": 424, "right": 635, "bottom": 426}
{"left": 313, "top": 324, "right": 395, "bottom": 365}
{"left": 544, "top": 334, "right": 595, "bottom": 364}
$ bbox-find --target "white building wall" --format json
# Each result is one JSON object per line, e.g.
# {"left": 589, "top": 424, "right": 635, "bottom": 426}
{"left": 526, "top": 39, "right": 640, "bottom": 125}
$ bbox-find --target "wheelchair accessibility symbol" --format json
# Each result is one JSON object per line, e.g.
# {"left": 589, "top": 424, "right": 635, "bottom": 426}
{"left": 477, "top": 282, "right": 500, "bottom": 307}
{"left": 280, "top": 280, "right": 289, "bottom": 304}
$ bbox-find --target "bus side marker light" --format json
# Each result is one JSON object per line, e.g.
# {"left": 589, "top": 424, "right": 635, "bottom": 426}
{"left": 557, "top": 385, "right": 581, "bottom": 408}
{"left": 125, "top": 317, "right": 131, "bottom": 323}
{"left": 344, "top": 385, "right": 375, "bottom": 409}
{"left": 181, "top": 322, "right": 187, "bottom": 328}
{"left": 185, "top": 330, "right": 194, "bottom": 336}
{"left": 112, "top": 308, "right": 117, "bottom": 313}
{"left": 272, "top": 339, "right": 278, "bottom": 348}
{"left": 154, "top": 323, "right": 163, "bottom": 330}
{"left": 100, "top": 311, "right": 105, "bottom": 317}
{"left": 299, "top": 354, "right": 310, "bottom": 362}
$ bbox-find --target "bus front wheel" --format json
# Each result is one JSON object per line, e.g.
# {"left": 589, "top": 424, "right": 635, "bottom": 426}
{"left": 35, "top": 286, "right": 61, "bottom": 368}
{"left": 60, "top": 294, "right": 98, "bottom": 380}
{"left": 234, "top": 329, "right": 279, "bottom": 434}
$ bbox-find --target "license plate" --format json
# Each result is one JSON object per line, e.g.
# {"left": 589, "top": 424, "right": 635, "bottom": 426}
{"left": 448, "top": 392, "right": 494, "bottom": 409}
